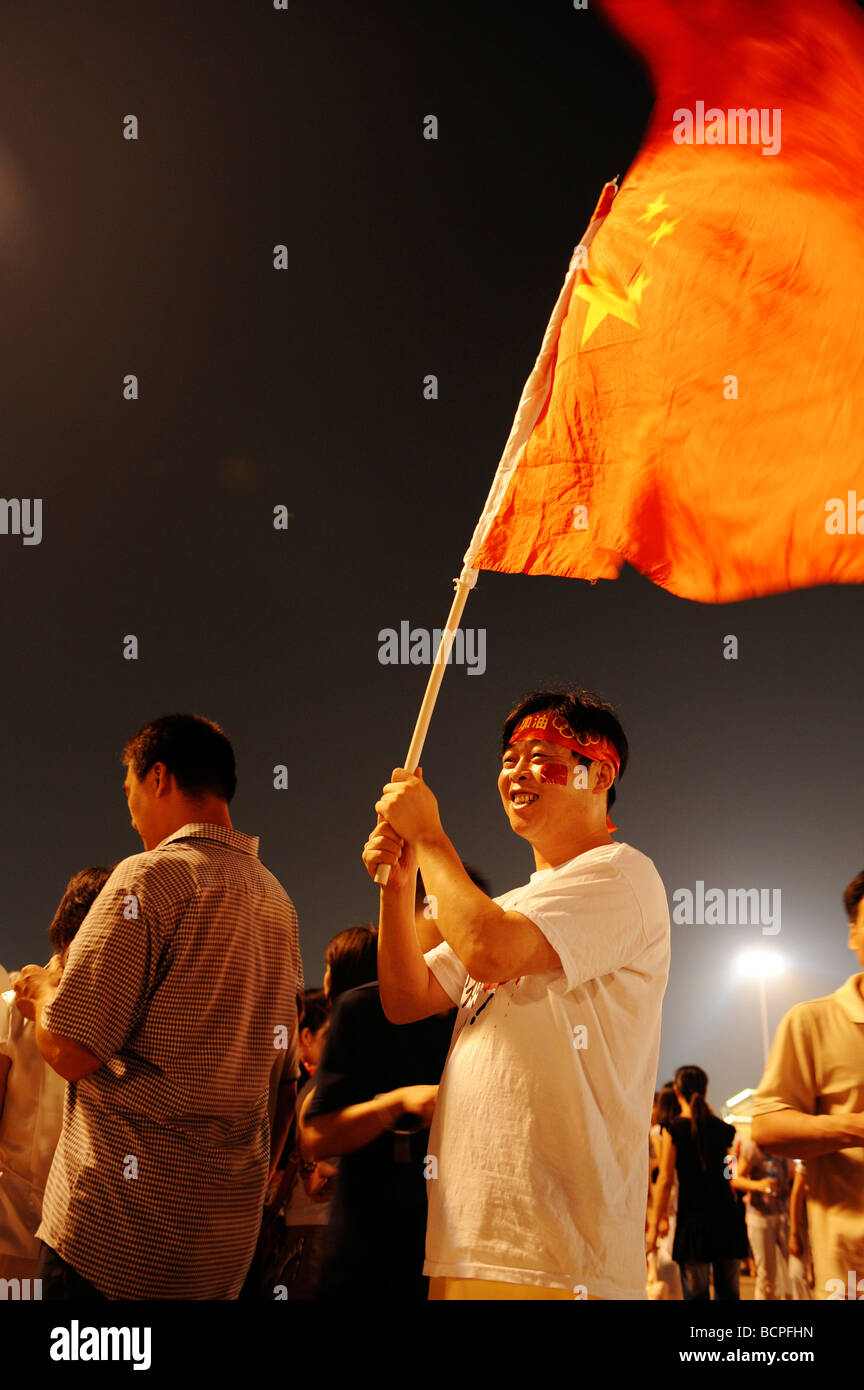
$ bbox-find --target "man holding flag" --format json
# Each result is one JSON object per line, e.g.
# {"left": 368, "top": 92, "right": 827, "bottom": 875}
{"left": 362, "top": 686, "right": 670, "bottom": 1300}
{"left": 359, "top": 0, "right": 864, "bottom": 1301}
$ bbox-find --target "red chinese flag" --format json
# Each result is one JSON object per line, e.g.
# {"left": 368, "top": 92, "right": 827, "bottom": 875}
{"left": 464, "top": 0, "right": 864, "bottom": 602}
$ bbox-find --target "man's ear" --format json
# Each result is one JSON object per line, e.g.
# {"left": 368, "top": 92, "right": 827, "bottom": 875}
{"left": 592, "top": 759, "right": 616, "bottom": 794}
{"left": 152, "top": 762, "right": 172, "bottom": 797}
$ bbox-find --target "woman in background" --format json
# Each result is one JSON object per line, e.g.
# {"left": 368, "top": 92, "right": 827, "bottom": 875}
{"left": 647, "top": 1064, "right": 770, "bottom": 1301}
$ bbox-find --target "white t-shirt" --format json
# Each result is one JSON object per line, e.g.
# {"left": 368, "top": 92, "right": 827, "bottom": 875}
{"left": 423, "top": 840, "right": 670, "bottom": 1299}
{"left": 0, "top": 989, "right": 67, "bottom": 1259}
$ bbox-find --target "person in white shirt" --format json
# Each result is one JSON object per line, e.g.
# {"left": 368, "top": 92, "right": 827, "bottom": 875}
{"left": 0, "top": 866, "right": 112, "bottom": 1282}
{"left": 361, "top": 686, "right": 671, "bottom": 1300}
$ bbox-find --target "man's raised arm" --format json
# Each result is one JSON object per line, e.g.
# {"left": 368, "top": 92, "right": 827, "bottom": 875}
{"left": 372, "top": 767, "right": 561, "bottom": 985}
{"left": 362, "top": 810, "right": 454, "bottom": 1024}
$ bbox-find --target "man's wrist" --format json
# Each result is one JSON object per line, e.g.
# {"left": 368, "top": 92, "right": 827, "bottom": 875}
{"left": 838, "top": 1113, "right": 864, "bottom": 1146}
{"left": 380, "top": 871, "right": 416, "bottom": 898}
{"left": 415, "top": 825, "right": 448, "bottom": 853}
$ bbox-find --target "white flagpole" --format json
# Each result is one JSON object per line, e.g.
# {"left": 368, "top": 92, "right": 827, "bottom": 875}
{"left": 374, "top": 564, "right": 478, "bottom": 884}
{"left": 373, "top": 178, "right": 619, "bottom": 886}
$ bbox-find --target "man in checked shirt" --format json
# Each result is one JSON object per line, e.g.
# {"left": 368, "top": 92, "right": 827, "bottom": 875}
{"left": 14, "top": 713, "right": 302, "bottom": 1300}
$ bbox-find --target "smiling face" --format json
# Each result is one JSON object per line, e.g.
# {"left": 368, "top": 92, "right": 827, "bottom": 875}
{"left": 498, "top": 738, "right": 590, "bottom": 841}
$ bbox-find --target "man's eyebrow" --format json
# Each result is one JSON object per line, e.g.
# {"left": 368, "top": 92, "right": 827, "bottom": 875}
{"left": 502, "top": 740, "right": 561, "bottom": 753}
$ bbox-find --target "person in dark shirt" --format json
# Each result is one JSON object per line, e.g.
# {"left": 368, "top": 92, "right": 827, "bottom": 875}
{"left": 301, "top": 983, "right": 453, "bottom": 1299}
{"left": 300, "top": 868, "right": 488, "bottom": 1300}
{"left": 245, "top": 927, "right": 379, "bottom": 1300}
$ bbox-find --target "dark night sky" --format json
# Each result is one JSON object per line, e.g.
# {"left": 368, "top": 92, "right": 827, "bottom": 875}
{"left": 0, "top": 0, "right": 862, "bottom": 1110}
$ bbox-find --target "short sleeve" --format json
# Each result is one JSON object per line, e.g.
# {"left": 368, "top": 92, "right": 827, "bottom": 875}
{"left": 752, "top": 1006, "right": 818, "bottom": 1117}
{"left": 41, "top": 862, "right": 171, "bottom": 1061}
{"left": 515, "top": 862, "right": 648, "bottom": 993}
{"left": 424, "top": 940, "right": 468, "bottom": 1005}
{"left": 307, "top": 990, "right": 378, "bottom": 1118}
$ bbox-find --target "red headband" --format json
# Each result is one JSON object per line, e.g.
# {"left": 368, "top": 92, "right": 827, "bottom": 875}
{"left": 508, "top": 712, "right": 620, "bottom": 832}
{"left": 508, "top": 713, "right": 621, "bottom": 773}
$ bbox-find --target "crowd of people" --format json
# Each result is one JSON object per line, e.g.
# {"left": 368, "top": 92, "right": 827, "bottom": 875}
{"left": 1, "top": 693, "right": 862, "bottom": 1301}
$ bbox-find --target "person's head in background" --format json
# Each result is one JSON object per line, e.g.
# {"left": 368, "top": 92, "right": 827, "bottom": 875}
{"left": 121, "top": 713, "right": 236, "bottom": 851}
{"left": 414, "top": 862, "right": 491, "bottom": 954}
{"left": 843, "top": 870, "right": 864, "bottom": 969}
{"left": 297, "top": 988, "right": 329, "bottom": 1076}
{"left": 653, "top": 1083, "right": 681, "bottom": 1130}
{"left": 48, "top": 865, "right": 114, "bottom": 972}
{"left": 674, "top": 1064, "right": 712, "bottom": 1170}
{"left": 323, "top": 924, "right": 378, "bottom": 1003}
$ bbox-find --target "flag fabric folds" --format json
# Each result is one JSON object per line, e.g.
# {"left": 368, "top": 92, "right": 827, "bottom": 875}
{"left": 464, "top": 0, "right": 864, "bottom": 602}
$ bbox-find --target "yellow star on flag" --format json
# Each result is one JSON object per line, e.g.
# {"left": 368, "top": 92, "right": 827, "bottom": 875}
{"left": 636, "top": 193, "right": 669, "bottom": 223}
{"left": 647, "top": 217, "right": 679, "bottom": 247}
{"left": 575, "top": 270, "right": 651, "bottom": 346}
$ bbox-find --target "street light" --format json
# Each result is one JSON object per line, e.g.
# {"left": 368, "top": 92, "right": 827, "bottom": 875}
{"left": 737, "top": 951, "right": 785, "bottom": 1069}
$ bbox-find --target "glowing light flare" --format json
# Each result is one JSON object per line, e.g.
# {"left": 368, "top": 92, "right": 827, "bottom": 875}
{"left": 737, "top": 950, "right": 785, "bottom": 980}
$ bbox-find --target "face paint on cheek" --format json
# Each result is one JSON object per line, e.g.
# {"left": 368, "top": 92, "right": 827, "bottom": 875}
{"left": 538, "top": 762, "right": 568, "bottom": 786}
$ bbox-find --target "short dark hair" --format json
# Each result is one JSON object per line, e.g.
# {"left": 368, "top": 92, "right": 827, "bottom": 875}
{"left": 500, "top": 686, "right": 628, "bottom": 811}
{"left": 325, "top": 924, "right": 378, "bottom": 1001}
{"left": 49, "top": 865, "right": 114, "bottom": 956}
{"left": 122, "top": 714, "right": 237, "bottom": 803}
{"left": 298, "top": 987, "right": 329, "bottom": 1035}
{"left": 843, "top": 871, "right": 864, "bottom": 923}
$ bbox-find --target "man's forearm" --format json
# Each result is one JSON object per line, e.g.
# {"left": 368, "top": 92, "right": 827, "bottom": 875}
{"left": 415, "top": 829, "right": 504, "bottom": 978}
{"left": 378, "top": 876, "right": 440, "bottom": 1022}
{"left": 752, "top": 1108, "right": 864, "bottom": 1158}
{"left": 33, "top": 991, "right": 101, "bottom": 1082}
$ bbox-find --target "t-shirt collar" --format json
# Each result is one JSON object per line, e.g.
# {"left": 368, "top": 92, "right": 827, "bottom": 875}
{"left": 835, "top": 973, "right": 864, "bottom": 1024}
{"left": 529, "top": 840, "right": 621, "bottom": 883}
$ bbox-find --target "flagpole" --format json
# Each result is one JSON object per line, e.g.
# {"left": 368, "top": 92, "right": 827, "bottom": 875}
{"left": 373, "top": 179, "right": 619, "bottom": 886}
{"left": 373, "top": 564, "right": 478, "bottom": 885}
